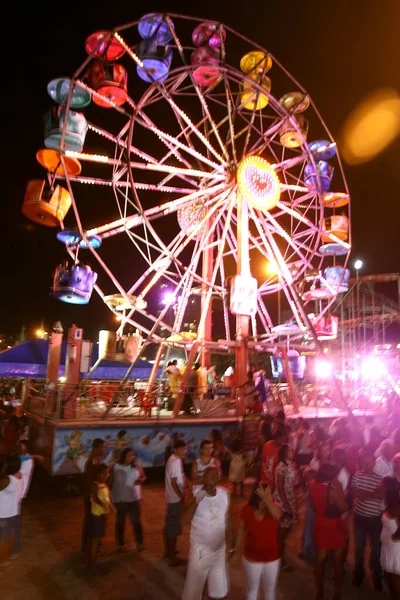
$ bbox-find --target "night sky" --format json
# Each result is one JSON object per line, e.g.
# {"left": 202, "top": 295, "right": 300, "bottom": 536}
{"left": 3, "top": 0, "right": 400, "bottom": 341}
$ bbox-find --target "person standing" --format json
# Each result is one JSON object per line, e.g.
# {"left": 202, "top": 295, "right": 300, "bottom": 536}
{"left": 310, "top": 463, "right": 348, "bottom": 600}
{"left": 254, "top": 370, "right": 270, "bottom": 411}
{"left": 260, "top": 428, "right": 288, "bottom": 488}
{"left": 236, "top": 483, "right": 282, "bottom": 600}
{"left": 380, "top": 478, "right": 400, "bottom": 599}
{"left": 81, "top": 438, "right": 105, "bottom": 553}
{"left": 309, "top": 442, "right": 331, "bottom": 474}
{"left": 331, "top": 448, "right": 351, "bottom": 497}
{"left": 165, "top": 439, "right": 189, "bottom": 565}
{"left": 223, "top": 363, "right": 235, "bottom": 400}
{"left": 274, "top": 444, "right": 297, "bottom": 557}
{"left": 374, "top": 440, "right": 395, "bottom": 478}
{"left": 191, "top": 439, "right": 221, "bottom": 484}
{"left": 393, "top": 453, "right": 400, "bottom": 483}
{"left": 228, "top": 439, "right": 246, "bottom": 497}
{"left": 165, "top": 360, "right": 182, "bottom": 409}
{"left": 180, "top": 466, "right": 233, "bottom": 600}
{"left": 237, "top": 371, "right": 259, "bottom": 413}
{"left": 182, "top": 363, "right": 199, "bottom": 415}
{"left": 86, "top": 464, "right": 115, "bottom": 574}
{"left": 351, "top": 448, "right": 383, "bottom": 590}
{"left": 206, "top": 365, "right": 220, "bottom": 399}
{"left": 3, "top": 416, "right": 19, "bottom": 453}
{"left": 294, "top": 419, "right": 313, "bottom": 467}
{"left": 0, "top": 455, "right": 23, "bottom": 562}
{"left": 109, "top": 447, "right": 145, "bottom": 552}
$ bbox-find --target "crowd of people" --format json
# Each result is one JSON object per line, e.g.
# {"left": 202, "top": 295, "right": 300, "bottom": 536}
{"left": 3, "top": 406, "right": 400, "bottom": 599}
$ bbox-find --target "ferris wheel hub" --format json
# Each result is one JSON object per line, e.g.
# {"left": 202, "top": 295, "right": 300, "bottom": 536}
{"left": 237, "top": 156, "right": 281, "bottom": 210}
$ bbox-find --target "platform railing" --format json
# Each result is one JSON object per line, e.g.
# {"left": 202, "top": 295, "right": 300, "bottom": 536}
{"left": 25, "top": 380, "right": 240, "bottom": 421}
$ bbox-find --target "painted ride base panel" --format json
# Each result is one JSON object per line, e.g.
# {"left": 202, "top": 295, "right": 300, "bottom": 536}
{"left": 27, "top": 408, "right": 386, "bottom": 477}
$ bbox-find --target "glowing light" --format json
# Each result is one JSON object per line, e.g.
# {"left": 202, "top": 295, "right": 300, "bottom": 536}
{"left": 354, "top": 259, "right": 363, "bottom": 270}
{"left": 177, "top": 203, "right": 207, "bottom": 236}
{"left": 113, "top": 32, "right": 143, "bottom": 67}
{"left": 340, "top": 88, "right": 400, "bottom": 165}
{"left": 315, "top": 360, "right": 333, "bottom": 379}
{"left": 36, "top": 329, "right": 46, "bottom": 338}
{"left": 58, "top": 376, "right": 66, "bottom": 383}
{"left": 230, "top": 275, "right": 258, "bottom": 316}
{"left": 162, "top": 292, "right": 176, "bottom": 306}
{"left": 361, "top": 357, "right": 386, "bottom": 380}
{"left": 65, "top": 151, "right": 110, "bottom": 163}
{"left": 237, "top": 156, "right": 280, "bottom": 210}
{"left": 266, "top": 261, "right": 279, "bottom": 275}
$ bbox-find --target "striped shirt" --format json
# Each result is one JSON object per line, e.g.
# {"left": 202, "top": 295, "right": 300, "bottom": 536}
{"left": 351, "top": 471, "right": 382, "bottom": 517}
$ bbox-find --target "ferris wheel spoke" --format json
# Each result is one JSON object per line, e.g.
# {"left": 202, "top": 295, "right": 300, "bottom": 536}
{"left": 155, "top": 91, "right": 227, "bottom": 165}
{"left": 272, "top": 153, "right": 308, "bottom": 173}
{"left": 197, "top": 200, "right": 235, "bottom": 339}
{"left": 62, "top": 174, "right": 197, "bottom": 195}
{"left": 86, "top": 182, "right": 228, "bottom": 240}
{"left": 276, "top": 201, "right": 322, "bottom": 238}
{"left": 135, "top": 112, "right": 225, "bottom": 174}
{"left": 218, "top": 73, "right": 238, "bottom": 166}
{"left": 190, "top": 84, "right": 231, "bottom": 164}
{"left": 257, "top": 296, "right": 274, "bottom": 332}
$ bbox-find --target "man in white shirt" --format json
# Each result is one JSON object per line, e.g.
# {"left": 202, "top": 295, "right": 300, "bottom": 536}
{"left": 374, "top": 440, "right": 395, "bottom": 478}
{"left": 180, "top": 466, "right": 233, "bottom": 600}
{"left": 165, "top": 439, "right": 189, "bottom": 566}
{"left": 332, "top": 447, "right": 350, "bottom": 495}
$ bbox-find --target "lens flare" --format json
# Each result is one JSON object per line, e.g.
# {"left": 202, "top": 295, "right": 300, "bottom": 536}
{"left": 339, "top": 88, "right": 400, "bottom": 165}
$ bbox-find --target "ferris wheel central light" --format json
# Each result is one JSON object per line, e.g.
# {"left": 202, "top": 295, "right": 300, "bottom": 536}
{"left": 237, "top": 156, "right": 281, "bottom": 210}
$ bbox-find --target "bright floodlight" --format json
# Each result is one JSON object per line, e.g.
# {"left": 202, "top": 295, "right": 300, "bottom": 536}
{"left": 266, "top": 261, "right": 279, "bottom": 275}
{"left": 315, "top": 360, "right": 333, "bottom": 379}
{"left": 354, "top": 259, "right": 363, "bottom": 270}
{"left": 361, "top": 356, "right": 385, "bottom": 380}
{"left": 162, "top": 291, "right": 176, "bottom": 306}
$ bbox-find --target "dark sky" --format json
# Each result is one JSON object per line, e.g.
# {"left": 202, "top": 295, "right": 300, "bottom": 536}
{"left": 3, "top": 0, "right": 400, "bottom": 341}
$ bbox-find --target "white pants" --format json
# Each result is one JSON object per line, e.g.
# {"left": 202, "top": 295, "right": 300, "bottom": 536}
{"left": 182, "top": 545, "right": 228, "bottom": 600}
{"left": 243, "top": 556, "right": 281, "bottom": 600}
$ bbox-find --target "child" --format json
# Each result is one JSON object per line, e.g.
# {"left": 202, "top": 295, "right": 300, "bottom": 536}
{"left": 87, "top": 463, "right": 115, "bottom": 573}
{"left": 228, "top": 439, "right": 246, "bottom": 497}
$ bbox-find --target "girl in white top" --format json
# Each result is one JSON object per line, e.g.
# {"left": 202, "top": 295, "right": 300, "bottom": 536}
{"left": 381, "top": 479, "right": 400, "bottom": 598}
{"left": 109, "top": 447, "right": 145, "bottom": 552}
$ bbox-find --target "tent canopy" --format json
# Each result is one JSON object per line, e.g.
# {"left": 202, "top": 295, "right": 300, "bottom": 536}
{"left": 82, "top": 344, "right": 159, "bottom": 380}
{"left": 0, "top": 339, "right": 66, "bottom": 378}
{"left": 0, "top": 339, "right": 158, "bottom": 380}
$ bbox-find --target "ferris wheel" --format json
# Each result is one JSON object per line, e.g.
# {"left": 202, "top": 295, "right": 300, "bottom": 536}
{"left": 23, "top": 12, "right": 351, "bottom": 372}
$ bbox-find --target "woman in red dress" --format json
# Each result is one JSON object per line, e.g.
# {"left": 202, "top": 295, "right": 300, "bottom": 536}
{"left": 310, "top": 463, "right": 347, "bottom": 600}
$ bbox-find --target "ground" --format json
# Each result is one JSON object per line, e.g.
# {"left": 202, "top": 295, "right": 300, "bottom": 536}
{"left": 2, "top": 467, "right": 386, "bottom": 600}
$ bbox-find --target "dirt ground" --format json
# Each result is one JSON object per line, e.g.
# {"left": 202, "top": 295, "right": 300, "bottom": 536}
{"left": 2, "top": 467, "right": 386, "bottom": 600}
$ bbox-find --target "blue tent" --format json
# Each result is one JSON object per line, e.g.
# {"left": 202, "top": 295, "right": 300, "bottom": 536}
{"left": 0, "top": 339, "right": 66, "bottom": 378}
{"left": 0, "top": 339, "right": 158, "bottom": 380}
{"left": 82, "top": 344, "right": 159, "bottom": 380}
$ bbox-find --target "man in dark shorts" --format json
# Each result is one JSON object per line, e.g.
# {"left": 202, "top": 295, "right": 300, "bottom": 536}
{"left": 165, "top": 439, "right": 189, "bottom": 565}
